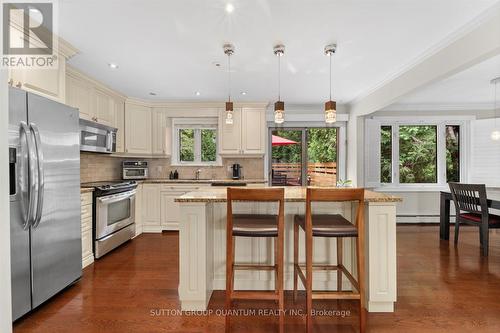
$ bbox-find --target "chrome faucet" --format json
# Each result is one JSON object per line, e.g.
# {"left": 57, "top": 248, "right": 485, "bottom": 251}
{"left": 195, "top": 169, "right": 201, "bottom": 180}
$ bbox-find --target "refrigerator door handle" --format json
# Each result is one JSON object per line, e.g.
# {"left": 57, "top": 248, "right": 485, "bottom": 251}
{"left": 30, "top": 123, "right": 44, "bottom": 228}
{"left": 20, "top": 121, "right": 37, "bottom": 230}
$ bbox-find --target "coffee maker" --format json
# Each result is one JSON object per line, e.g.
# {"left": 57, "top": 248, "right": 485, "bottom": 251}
{"left": 231, "top": 163, "right": 242, "bottom": 179}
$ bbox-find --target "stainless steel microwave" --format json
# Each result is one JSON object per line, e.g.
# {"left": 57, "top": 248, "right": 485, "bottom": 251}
{"left": 79, "top": 118, "right": 116, "bottom": 153}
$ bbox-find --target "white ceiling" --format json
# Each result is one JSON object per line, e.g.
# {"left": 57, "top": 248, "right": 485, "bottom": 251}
{"left": 384, "top": 54, "right": 500, "bottom": 110}
{"left": 59, "top": 0, "right": 499, "bottom": 103}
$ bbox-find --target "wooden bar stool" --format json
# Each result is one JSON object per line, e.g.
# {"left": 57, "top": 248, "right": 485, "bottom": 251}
{"left": 293, "top": 188, "right": 366, "bottom": 333}
{"left": 226, "top": 188, "right": 285, "bottom": 332}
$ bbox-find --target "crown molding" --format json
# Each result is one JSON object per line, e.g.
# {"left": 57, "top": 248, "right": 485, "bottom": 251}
{"left": 125, "top": 97, "right": 268, "bottom": 109}
{"left": 66, "top": 65, "right": 127, "bottom": 100}
{"left": 381, "top": 102, "right": 495, "bottom": 112}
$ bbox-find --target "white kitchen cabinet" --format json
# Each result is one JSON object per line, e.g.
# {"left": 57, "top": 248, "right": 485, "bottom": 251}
{"left": 142, "top": 184, "right": 161, "bottom": 232}
{"left": 66, "top": 72, "right": 93, "bottom": 120}
{"left": 241, "top": 108, "right": 266, "bottom": 154}
{"left": 160, "top": 190, "right": 184, "bottom": 230}
{"left": 218, "top": 107, "right": 265, "bottom": 156}
{"left": 113, "top": 98, "right": 125, "bottom": 153}
{"left": 152, "top": 107, "right": 171, "bottom": 156}
{"left": 7, "top": 31, "right": 77, "bottom": 103}
{"left": 94, "top": 88, "right": 114, "bottom": 126}
{"left": 134, "top": 184, "right": 143, "bottom": 237}
{"left": 125, "top": 102, "right": 152, "bottom": 155}
{"left": 81, "top": 192, "right": 94, "bottom": 268}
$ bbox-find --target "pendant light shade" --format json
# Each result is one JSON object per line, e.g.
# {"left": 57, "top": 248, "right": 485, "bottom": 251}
{"left": 274, "top": 45, "right": 285, "bottom": 124}
{"left": 224, "top": 44, "right": 235, "bottom": 125}
{"left": 491, "top": 77, "right": 500, "bottom": 141}
{"left": 324, "top": 44, "right": 337, "bottom": 124}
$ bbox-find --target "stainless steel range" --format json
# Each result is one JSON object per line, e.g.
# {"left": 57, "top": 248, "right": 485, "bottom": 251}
{"left": 84, "top": 181, "right": 137, "bottom": 258}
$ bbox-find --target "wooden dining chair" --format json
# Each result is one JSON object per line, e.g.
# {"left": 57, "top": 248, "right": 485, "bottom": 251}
{"left": 226, "top": 187, "right": 285, "bottom": 332}
{"left": 293, "top": 188, "right": 366, "bottom": 333}
{"left": 449, "top": 182, "right": 500, "bottom": 256}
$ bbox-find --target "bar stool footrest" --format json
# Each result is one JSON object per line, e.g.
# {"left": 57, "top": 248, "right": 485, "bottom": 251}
{"left": 231, "top": 291, "right": 279, "bottom": 301}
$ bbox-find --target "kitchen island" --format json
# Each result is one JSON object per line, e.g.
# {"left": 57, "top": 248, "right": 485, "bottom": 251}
{"left": 175, "top": 187, "right": 401, "bottom": 313}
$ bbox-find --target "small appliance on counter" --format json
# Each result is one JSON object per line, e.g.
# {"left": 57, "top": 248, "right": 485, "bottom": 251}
{"left": 79, "top": 118, "right": 117, "bottom": 154}
{"left": 231, "top": 163, "right": 242, "bottom": 180}
{"left": 122, "top": 161, "right": 148, "bottom": 179}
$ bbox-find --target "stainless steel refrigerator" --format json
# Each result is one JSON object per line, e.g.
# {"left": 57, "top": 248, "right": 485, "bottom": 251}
{"left": 8, "top": 87, "right": 82, "bottom": 321}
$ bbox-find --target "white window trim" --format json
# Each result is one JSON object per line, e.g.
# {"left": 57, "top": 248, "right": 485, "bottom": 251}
{"left": 366, "top": 116, "right": 471, "bottom": 192}
{"left": 171, "top": 117, "right": 221, "bottom": 166}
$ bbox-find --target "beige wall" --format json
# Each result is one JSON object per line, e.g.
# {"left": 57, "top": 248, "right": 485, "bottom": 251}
{"left": 80, "top": 153, "right": 265, "bottom": 183}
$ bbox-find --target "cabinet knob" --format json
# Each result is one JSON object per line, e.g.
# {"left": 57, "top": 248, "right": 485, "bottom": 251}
{"left": 8, "top": 79, "right": 13, "bottom": 86}
{"left": 15, "top": 81, "right": 22, "bottom": 88}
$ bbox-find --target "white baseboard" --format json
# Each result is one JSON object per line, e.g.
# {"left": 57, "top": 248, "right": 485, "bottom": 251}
{"left": 82, "top": 255, "right": 94, "bottom": 269}
{"left": 397, "top": 215, "right": 456, "bottom": 224}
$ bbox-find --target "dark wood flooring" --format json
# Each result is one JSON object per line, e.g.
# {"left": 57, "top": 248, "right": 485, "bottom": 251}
{"left": 13, "top": 226, "right": 500, "bottom": 333}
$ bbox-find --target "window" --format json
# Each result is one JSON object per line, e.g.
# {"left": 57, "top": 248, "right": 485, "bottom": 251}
{"left": 173, "top": 118, "right": 218, "bottom": 165}
{"left": 270, "top": 127, "right": 339, "bottom": 187}
{"left": 365, "top": 118, "right": 466, "bottom": 189}
{"left": 399, "top": 125, "right": 437, "bottom": 183}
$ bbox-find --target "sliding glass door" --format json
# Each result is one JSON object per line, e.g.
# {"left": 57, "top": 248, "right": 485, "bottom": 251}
{"left": 270, "top": 128, "right": 338, "bottom": 187}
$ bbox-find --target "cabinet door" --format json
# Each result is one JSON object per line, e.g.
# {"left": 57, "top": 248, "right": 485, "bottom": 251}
{"left": 95, "top": 89, "right": 114, "bottom": 126}
{"left": 241, "top": 108, "right": 265, "bottom": 155}
{"left": 152, "top": 108, "right": 167, "bottom": 155}
{"left": 160, "top": 191, "right": 184, "bottom": 230}
{"left": 125, "top": 103, "right": 152, "bottom": 154}
{"left": 113, "top": 98, "right": 125, "bottom": 153}
{"left": 219, "top": 108, "right": 242, "bottom": 155}
{"left": 142, "top": 184, "right": 160, "bottom": 226}
{"left": 135, "top": 184, "right": 143, "bottom": 236}
{"left": 81, "top": 228, "right": 93, "bottom": 263}
{"left": 66, "top": 74, "right": 94, "bottom": 121}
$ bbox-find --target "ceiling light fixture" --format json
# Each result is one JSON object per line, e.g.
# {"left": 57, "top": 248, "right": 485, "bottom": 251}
{"left": 108, "top": 63, "right": 119, "bottom": 69}
{"left": 492, "top": 77, "right": 500, "bottom": 141}
{"left": 149, "top": 92, "right": 156, "bottom": 96}
{"left": 224, "top": 43, "right": 235, "bottom": 125}
{"left": 240, "top": 91, "right": 247, "bottom": 95}
{"left": 324, "top": 44, "right": 337, "bottom": 124}
{"left": 195, "top": 91, "right": 201, "bottom": 96}
{"left": 225, "top": 3, "right": 234, "bottom": 13}
{"left": 274, "top": 44, "right": 285, "bottom": 124}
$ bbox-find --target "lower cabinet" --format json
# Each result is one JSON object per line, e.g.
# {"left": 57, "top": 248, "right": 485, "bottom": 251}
{"left": 142, "top": 184, "right": 208, "bottom": 232}
{"left": 81, "top": 192, "right": 94, "bottom": 268}
{"left": 134, "top": 183, "right": 143, "bottom": 237}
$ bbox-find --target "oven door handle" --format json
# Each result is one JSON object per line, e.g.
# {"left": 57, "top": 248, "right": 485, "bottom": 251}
{"left": 98, "top": 190, "right": 136, "bottom": 204}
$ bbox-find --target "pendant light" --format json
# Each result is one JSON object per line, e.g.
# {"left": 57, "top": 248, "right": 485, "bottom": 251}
{"left": 324, "top": 44, "right": 337, "bottom": 124}
{"left": 274, "top": 44, "right": 285, "bottom": 124}
{"left": 491, "top": 77, "right": 500, "bottom": 141}
{"left": 224, "top": 43, "right": 235, "bottom": 125}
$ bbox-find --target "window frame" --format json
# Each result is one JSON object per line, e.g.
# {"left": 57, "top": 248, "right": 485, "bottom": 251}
{"left": 171, "top": 118, "right": 221, "bottom": 166}
{"left": 367, "top": 117, "right": 470, "bottom": 191}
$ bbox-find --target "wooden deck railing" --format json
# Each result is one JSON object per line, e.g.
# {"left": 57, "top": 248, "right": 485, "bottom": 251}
{"left": 271, "top": 162, "right": 337, "bottom": 186}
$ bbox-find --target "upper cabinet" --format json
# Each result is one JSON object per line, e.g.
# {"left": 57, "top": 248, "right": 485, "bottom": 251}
{"left": 8, "top": 40, "right": 78, "bottom": 103}
{"left": 66, "top": 71, "right": 92, "bottom": 120}
{"left": 219, "top": 107, "right": 266, "bottom": 156}
{"left": 125, "top": 102, "right": 152, "bottom": 155}
{"left": 94, "top": 88, "right": 115, "bottom": 126}
{"left": 151, "top": 107, "right": 171, "bottom": 156}
{"left": 113, "top": 98, "right": 125, "bottom": 153}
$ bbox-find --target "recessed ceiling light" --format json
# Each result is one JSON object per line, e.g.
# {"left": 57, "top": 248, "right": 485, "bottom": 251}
{"left": 225, "top": 3, "right": 234, "bottom": 13}
{"left": 149, "top": 92, "right": 156, "bottom": 96}
{"left": 240, "top": 92, "right": 247, "bottom": 95}
{"left": 195, "top": 91, "right": 201, "bottom": 96}
{"left": 108, "top": 63, "right": 119, "bottom": 69}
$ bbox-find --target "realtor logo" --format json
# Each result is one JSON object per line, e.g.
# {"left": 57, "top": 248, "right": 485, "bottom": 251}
{"left": 2, "top": 1, "right": 58, "bottom": 68}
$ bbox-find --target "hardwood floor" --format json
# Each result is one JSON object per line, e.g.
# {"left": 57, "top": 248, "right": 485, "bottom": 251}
{"left": 13, "top": 226, "right": 500, "bottom": 333}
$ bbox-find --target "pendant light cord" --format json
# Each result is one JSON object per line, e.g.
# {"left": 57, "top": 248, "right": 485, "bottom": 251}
{"left": 278, "top": 55, "right": 281, "bottom": 101}
{"left": 228, "top": 53, "right": 231, "bottom": 103}
{"left": 329, "top": 52, "right": 332, "bottom": 101}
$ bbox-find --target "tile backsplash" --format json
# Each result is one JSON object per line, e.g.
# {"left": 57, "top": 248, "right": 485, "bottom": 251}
{"left": 80, "top": 153, "right": 265, "bottom": 183}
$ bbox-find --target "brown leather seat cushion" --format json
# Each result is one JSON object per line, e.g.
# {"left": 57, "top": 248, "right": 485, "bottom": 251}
{"left": 460, "top": 213, "right": 500, "bottom": 225}
{"left": 232, "top": 214, "right": 279, "bottom": 237}
{"left": 294, "top": 214, "right": 358, "bottom": 237}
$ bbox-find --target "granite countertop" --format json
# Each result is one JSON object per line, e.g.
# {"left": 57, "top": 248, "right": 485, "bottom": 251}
{"left": 80, "top": 187, "right": 94, "bottom": 194}
{"left": 175, "top": 187, "right": 402, "bottom": 203}
{"left": 142, "top": 178, "right": 268, "bottom": 184}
